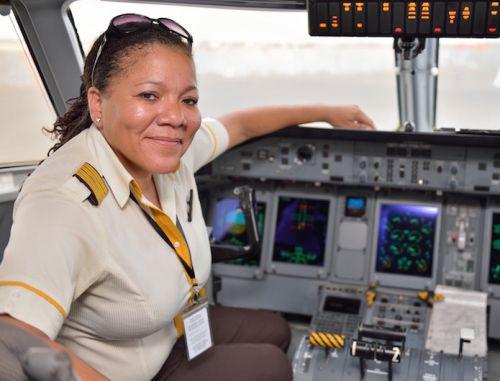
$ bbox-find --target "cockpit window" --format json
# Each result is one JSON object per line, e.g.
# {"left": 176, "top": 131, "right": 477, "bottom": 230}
{"left": 0, "top": 11, "right": 55, "bottom": 165}
{"left": 69, "top": 1, "right": 398, "bottom": 131}
{"left": 437, "top": 39, "right": 500, "bottom": 131}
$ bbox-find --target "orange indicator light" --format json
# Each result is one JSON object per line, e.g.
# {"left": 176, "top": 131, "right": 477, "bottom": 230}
{"left": 462, "top": 8, "right": 471, "bottom": 19}
{"left": 408, "top": 4, "right": 417, "bottom": 18}
{"left": 421, "top": 2, "right": 431, "bottom": 19}
{"left": 493, "top": 2, "right": 499, "bottom": 6}
{"left": 357, "top": 23, "right": 363, "bottom": 28}
{"left": 331, "top": 15, "right": 339, "bottom": 28}
{"left": 319, "top": 22, "right": 327, "bottom": 28}
{"left": 343, "top": 3, "right": 352, "bottom": 11}
{"left": 492, "top": 10, "right": 499, "bottom": 15}
{"left": 448, "top": 10, "right": 457, "bottom": 24}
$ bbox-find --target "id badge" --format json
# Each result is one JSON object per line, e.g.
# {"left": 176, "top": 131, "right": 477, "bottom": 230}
{"left": 181, "top": 297, "right": 213, "bottom": 360}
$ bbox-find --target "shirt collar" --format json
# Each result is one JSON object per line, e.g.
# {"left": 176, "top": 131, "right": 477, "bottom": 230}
{"left": 88, "top": 125, "right": 133, "bottom": 208}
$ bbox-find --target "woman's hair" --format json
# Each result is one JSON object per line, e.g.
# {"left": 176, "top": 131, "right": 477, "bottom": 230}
{"left": 46, "top": 25, "right": 193, "bottom": 154}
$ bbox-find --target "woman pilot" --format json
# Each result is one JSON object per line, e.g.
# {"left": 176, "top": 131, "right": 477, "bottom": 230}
{"left": 0, "top": 13, "right": 374, "bottom": 381}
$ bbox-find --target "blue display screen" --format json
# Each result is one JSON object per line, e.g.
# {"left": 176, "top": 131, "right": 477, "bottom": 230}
{"left": 212, "top": 198, "right": 265, "bottom": 267}
{"left": 272, "top": 196, "right": 330, "bottom": 266}
{"left": 376, "top": 203, "right": 439, "bottom": 277}
{"left": 489, "top": 213, "right": 500, "bottom": 285}
{"left": 345, "top": 196, "right": 366, "bottom": 217}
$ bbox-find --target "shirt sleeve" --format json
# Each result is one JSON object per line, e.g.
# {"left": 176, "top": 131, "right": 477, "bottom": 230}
{"left": 185, "top": 117, "right": 229, "bottom": 173}
{"left": 0, "top": 190, "right": 105, "bottom": 339}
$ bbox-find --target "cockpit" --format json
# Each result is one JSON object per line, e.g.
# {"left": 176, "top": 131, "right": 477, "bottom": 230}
{"left": 1, "top": 0, "right": 500, "bottom": 380}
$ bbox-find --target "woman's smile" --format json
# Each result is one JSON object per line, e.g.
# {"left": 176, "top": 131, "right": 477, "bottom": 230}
{"left": 145, "top": 136, "right": 184, "bottom": 146}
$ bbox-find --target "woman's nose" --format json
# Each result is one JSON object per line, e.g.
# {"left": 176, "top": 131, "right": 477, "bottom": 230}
{"left": 157, "top": 101, "right": 186, "bottom": 127}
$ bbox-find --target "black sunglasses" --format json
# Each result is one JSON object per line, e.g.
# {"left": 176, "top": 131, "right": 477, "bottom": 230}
{"left": 91, "top": 13, "right": 193, "bottom": 86}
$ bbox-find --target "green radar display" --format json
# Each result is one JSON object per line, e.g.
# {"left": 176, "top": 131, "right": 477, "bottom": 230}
{"left": 272, "top": 196, "right": 330, "bottom": 266}
{"left": 488, "top": 213, "right": 500, "bottom": 285}
{"left": 212, "top": 198, "right": 266, "bottom": 267}
{"left": 376, "top": 203, "right": 439, "bottom": 277}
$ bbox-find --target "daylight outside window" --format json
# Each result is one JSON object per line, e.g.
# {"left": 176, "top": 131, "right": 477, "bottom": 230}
{"left": 70, "top": 1, "right": 500, "bottom": 132}
{"left": 437, "top": 38, "right": 500, "bottom": 131}
{"left": 0, "top": 11, "right": 55, "bottom": 166}
{"left": 69, "top": 0, "right": 399, "bottom": 131}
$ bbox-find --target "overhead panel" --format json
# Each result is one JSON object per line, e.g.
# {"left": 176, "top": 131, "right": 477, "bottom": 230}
{"left": 308, "top": 0, "right": 500, "bottom": 37}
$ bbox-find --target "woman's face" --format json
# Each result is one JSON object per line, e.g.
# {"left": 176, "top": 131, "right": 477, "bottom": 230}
{"left": 91, "top": 43, "right": 201, "bottom": 179}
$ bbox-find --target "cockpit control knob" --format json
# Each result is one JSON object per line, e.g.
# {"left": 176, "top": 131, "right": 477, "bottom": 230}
{"left": 296, "top": 145, "right": 314, "bottom": 164}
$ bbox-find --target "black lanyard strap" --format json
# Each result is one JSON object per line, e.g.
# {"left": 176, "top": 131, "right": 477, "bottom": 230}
{"left": 130, "top": 193, "right": 196, "bottom": 280}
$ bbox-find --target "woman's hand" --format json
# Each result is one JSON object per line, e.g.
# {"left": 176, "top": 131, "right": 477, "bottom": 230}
{"left": 0, "top": 315, "right": 109, "bottom": 381}
{"left": 323, "top": 105, "right": 375, "bottom": 130}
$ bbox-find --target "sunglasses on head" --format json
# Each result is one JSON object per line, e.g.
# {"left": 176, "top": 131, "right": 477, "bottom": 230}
{"left": 91, "top": 13, "right": 193, "bottom": 86}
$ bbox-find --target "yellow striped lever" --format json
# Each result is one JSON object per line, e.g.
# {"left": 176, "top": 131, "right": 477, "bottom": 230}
{"left": 309, "top": 331, "right": 346, "bottom": 350}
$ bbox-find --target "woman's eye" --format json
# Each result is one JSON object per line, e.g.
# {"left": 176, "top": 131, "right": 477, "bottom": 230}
{"left": 139, "top": 92, "right": 157, "bottom": 101}
{"left": 183, "top": 98, "right": 198, "bottom": 106}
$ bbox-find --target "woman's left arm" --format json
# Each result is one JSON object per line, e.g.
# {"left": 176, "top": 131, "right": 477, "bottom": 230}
{"left": 218, "top": 104, "right": 375, "bottom": 149}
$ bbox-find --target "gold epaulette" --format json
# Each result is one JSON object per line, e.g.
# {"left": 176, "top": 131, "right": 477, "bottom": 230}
{"left": 73, "top": 162, "right": 108, "bottom": 206}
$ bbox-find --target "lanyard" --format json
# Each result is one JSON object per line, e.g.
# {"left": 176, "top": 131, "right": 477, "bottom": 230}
{"left": 130, "top": 193, "right": 197, "bottom": 283}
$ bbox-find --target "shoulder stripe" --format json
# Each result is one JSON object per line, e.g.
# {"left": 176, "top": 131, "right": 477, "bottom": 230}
{"left": 74, "top": 162, "right": 108, "bottom": 206}
{"left": 0, "top": 281, "right": 67, "bottom": 319}
{"left": 203, "top": 122, "right": 218, "bottom": 159}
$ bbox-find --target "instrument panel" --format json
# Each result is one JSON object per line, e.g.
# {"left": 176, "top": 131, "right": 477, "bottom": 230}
{"left": 202, "top": 126, "right": 500, "bottom": 342}
{"left": 211, "top": 129, "right": 500, "bottom": 194}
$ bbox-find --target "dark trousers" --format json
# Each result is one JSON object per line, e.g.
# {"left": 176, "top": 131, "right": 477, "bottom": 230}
{"left": 152, "top": 305, "right": 293, "bottom": 381}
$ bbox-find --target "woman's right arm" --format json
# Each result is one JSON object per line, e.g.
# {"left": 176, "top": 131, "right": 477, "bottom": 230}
{"left": 0, "top": 315, "right": 108, "bottom": 380}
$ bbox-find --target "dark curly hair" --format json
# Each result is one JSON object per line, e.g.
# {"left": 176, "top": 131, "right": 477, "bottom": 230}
{"left": 45, "top": 23, "right": 193, "bottom": 154}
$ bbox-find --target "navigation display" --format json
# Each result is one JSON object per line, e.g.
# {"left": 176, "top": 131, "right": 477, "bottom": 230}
{"left": 212, "top": 198, "right": 266, "bottom": 267}
{"left": 375, "top": 203, "right": 439, "bottom": 277}
{"left": 272, "top": 196, "right": 330, "bottom": 266}
{"left": 489, "top": 213, "right": 500, "bottom": 285}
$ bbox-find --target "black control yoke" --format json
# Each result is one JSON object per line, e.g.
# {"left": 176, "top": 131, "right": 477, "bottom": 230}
{"left": 210, "top": 186, "right": 260, "bottom": 263}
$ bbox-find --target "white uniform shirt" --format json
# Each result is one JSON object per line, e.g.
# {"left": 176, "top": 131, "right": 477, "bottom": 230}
{"left": 0, "top": 118, "right": 229, "bottom": 381}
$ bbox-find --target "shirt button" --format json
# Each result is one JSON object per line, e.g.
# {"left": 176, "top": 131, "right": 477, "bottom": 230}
{"left": 174, "top": 241, "right": 180, "bottom": 248}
